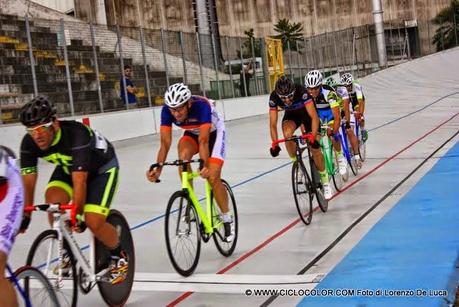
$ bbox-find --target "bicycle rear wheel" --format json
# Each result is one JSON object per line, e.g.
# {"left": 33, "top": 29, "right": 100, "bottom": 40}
{"left": 26, "top": 229, "right": 77, "bottom": 307}
{"left": 331, "top": 150, "right": 346, "bottom": 191}
{"left": 14, "top": 265, "right": 60, "bottom": 307}
{"left": 211, "top": 179, "right": 238, "bottom": 256}
{"left": 96, "top": 209, "right": 135, "bottom": 307}
{"left": 165, "top": 191, "right": 201, "bottom": 276}
{"left": 291, "top": 161, "right": 313, "bottom": 225}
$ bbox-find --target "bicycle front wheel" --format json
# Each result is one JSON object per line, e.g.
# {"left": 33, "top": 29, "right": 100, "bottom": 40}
{"left": 96, "top": 209, "right": 135, "bottom": 306}
{"left": 291, "top": 161, "right": 313, "bottom": 225}
{"left": 26, "top": 229, "right": 77, "bottom": 307}
{"left": 14, "top": 265, "right": 60, "bottom": 307}
{"left": 165, "top": 191, "right": 201, "bottom": 276}
{"left": 359, "top": 137, "right": 366, "bottom": 162}
{"left": 211, "top": 179, "right": 238, "bottom": 256}
{"left": 309, "top": 157, "right": 329, "bottom": 213}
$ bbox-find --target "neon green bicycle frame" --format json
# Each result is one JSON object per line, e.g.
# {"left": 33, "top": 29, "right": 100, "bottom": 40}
{"left": 180, "top": 171, "right": 222, "bottom": 235}
{"left": 319, "top": 124, "right": 337, "bottom": 176}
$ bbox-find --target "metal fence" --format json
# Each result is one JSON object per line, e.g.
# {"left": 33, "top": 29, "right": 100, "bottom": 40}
{"left": 0, "top": 13, "right": 458, "bottom": 124}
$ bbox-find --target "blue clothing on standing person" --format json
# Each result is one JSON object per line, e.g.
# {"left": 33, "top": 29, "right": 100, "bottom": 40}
{"left": 120, "top": 77, "right": 137, "bottom": 105}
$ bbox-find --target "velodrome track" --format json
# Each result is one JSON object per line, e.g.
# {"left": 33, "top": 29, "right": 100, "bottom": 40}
{"left": 9, "top": 47, "right": 459, "bottom": 306}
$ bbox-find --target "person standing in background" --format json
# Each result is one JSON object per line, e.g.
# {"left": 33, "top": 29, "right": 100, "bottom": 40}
{"left": 120, "top": 65, "right": 138, "bottom": 108}
{"left": 239, "top": 60, "right": 254, "bottom": 97}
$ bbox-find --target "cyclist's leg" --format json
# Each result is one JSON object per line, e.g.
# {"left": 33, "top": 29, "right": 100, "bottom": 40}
{"left": 45, "top": 166, "right": 72, "bottom": 226}
{"left": 346, "top": 114, "right": 359, "bottom": 154}
{"left": 208, "top": 124, "right": 234, "bottom": 241}
{"left": 0, "top": 166, "right": 23, "bottom": 307}
{"left": 0, "top": 253, "right": 17, "bottom": 307}
{"left": 83, "top": 159, "right": 127, "bottom": 284}
{"left": 282, "top": 110, "right": 306, "bottom": 160}
{"left": 178, "top": 132, "right": 199, "bottom": 184}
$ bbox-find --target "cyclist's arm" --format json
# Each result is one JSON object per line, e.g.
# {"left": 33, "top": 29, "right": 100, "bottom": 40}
{"left": 269, "top": 110, "right": 279, "bottom": 142}
{"left": 356, "top": 85, "right": 365, "bottom": 114}
{"left": 72, "top": 171, "right": 88, "bottom": 216}
{"left": 22, "top": 173, "right": 37, "bottom": 211}
{"left": 305, "top": 101, "right": 319, "bottom": 137}
{"left": 157, "top": 127, "right": 172, "bottom": 164}
{"left": 198, "top": 124, "right": 211, "bottom": 167}
{"left": 331, "top": 106, "right": 341, "bottom": 134}
{"left": 343, "top": 98, "right": 351, "bottom": 124}
{"left": 358, "top": 98, "right": 365, "bottom": 115}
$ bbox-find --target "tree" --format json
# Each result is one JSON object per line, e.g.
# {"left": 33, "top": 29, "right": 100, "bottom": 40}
{"left": 432, "top": 0, "right": 459, "bottom": 51}
{"left": 272, "top": 18, "right": 304, "bottom": 51}
{"left": 236, "top": 28, "right": 262, "bottom": 58}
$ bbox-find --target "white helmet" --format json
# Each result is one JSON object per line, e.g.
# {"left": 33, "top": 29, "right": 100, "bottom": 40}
{"left": 164, "top": 83, "right": 191, "bottom": 108}
{"left": 305, "top": 70, "right": 323, "bottom": 88}
{"left": 340, "top": 73, "right": 354, "bottom": 86}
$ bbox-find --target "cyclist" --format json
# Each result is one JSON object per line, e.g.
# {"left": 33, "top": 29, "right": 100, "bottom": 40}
{"left": 324, "top": 77, "right": 361, "bottom": 165}
{"left": 340, "top": 72, "right": 368, "bottom": 142}
{"left": 268, "top": 75, "right": 333, "bottom": 200}
{"left": 19, "top": 96, "right": 128, "bottom": 285}
{"left": 0, "top": 146, "right": 24, "bottom": 307}
{"left": 305, "top": 70, "right": 348, "bottom": 179}
{"left": 146, "top": 83, "right": 234, "bottom": 242}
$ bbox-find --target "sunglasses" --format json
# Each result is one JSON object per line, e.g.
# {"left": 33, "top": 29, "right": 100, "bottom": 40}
{"left": 26, "top": 121, "right": 53, "bottom": 135}
{"left": 277, "top": 91, "right": 295, "bottom": 99}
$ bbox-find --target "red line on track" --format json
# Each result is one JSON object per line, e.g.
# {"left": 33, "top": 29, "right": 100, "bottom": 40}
{"left": 167, "top": 112, "right": 458, "bottom": 306}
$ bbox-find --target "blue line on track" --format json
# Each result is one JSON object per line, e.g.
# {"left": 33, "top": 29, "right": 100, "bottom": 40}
{"left": 129, "top": 91, "right": 459, "bottom": 232}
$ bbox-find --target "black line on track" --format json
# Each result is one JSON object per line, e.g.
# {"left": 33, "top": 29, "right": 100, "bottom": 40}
{"left": 260, "top": 130, "right": 459, "bottom": 306}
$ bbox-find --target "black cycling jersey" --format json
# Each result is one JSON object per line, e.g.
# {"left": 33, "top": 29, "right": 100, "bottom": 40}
{"left": 20, "top": 120, "right": 115, "bottom": 176}
{"left": 269, "top": 84, "right": 313, "bottom": 111}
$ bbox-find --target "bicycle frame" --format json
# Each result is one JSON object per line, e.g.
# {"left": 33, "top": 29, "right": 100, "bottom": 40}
{"left": 27, "top": 204, "right": 111, "bottom": 285}
{"left": 319, "top": 123, "right": 338, "bottom": 175}
{"left": 338, "top": 120, "right": 353, "bottom": 161}
{"left": 180, "top": 171, "right": 217, "bottom": 235}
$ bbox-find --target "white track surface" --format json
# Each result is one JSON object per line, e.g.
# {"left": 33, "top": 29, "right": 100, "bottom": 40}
{"left": 9, "top": 47, "right": 459, "bottom": 306}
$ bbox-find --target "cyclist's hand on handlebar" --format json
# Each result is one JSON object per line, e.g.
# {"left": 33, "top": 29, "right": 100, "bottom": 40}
{"left": 146, "top": 167, "right": 161, "bottom": 183}
{"left": 199, "top": 166, "right": 210, "bottom": 179}
{"left": 270, "top": 145, "right": 281, "bottom": 157}
{"left": 18, "top": 215, "right": 31, "bottom": 234}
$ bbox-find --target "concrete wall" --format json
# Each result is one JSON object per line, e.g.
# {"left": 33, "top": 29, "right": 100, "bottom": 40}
{"left": 73, "top": 0, "right": 451, "bottom": 37}
{"left": 30, "top": 0, "right": 74, "bottom": 13}
{"left": 0, "top": 94, "right": 268, "bottom": 154}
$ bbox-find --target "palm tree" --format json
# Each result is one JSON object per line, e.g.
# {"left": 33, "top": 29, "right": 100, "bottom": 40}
{"left": 272, "top": 18, "right": 304, "bottom": 51}
{"left": 237, "top": 28, "right": 262, "bottom": 58}
{"left": 432, "top": 0, "right": 459, "bottom": 51}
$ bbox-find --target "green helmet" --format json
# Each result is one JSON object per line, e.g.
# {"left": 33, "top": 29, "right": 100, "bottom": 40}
{"left": 324, "top": 77, "right": 338, "bottom": 89}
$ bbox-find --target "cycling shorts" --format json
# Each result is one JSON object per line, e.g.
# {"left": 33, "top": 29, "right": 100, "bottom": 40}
{"left": 0, "top": 159, "right": 24, "bottom": 255}
{"left": 282, "top": 109, "right": 313, "bottom": 133}
{"left": 46, "top": 157, "right": 119, "bottom": 217}
{"left": 180, "top": 124, "right": 226, "bottom": 166}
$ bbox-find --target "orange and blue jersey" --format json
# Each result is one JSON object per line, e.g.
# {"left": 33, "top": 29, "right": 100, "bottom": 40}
{"left": 160, "top": 95, "right": 221, "bottom": 135}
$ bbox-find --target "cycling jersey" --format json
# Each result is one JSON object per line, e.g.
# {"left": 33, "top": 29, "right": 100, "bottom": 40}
{"left": 20, "top": 120, "right": 115, "bottom": 176}
{"left": 0, "top": 153, "right": 24, "bottom": 255}
{"left": 20, "top": 120, "right": 119, "bottom": 217}
{"left": 347, "top": 81, "right": 365, "bottom": 110}
{"left": 312, "top": 86, "right": 340, "bottom": 124}
{"left": 269, "top": 84, "right": 316, "bottom": 131}
{"left": 336, "top": 86, "right": 357, "bottom": 126}
{"left": 160, "top": 95, "right": 226, "bottom": 165}
{"left": 160, "top": 95, "right": 223, "bottom": 135}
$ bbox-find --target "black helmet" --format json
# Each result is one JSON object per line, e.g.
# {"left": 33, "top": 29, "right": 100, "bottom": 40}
{"left": 19, "top": 96, "right": 56, "bottom": 127}
{"left": 275, "top": 75, "right": 295, "bottom": 96}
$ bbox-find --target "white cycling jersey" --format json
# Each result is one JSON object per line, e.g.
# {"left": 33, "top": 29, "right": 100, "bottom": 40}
{"left": 0, "top": 154, "right": 24, "bottom": 255}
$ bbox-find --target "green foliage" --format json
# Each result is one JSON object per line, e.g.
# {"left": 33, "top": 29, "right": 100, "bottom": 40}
{"left": 432, "top": 0, "right": 459, "bottom": 51}
{"left": 236, "top": 28, "right": 262, "bottom": 59}
{"left": 271, "top": 18, "right": 304, "bottom": 51}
